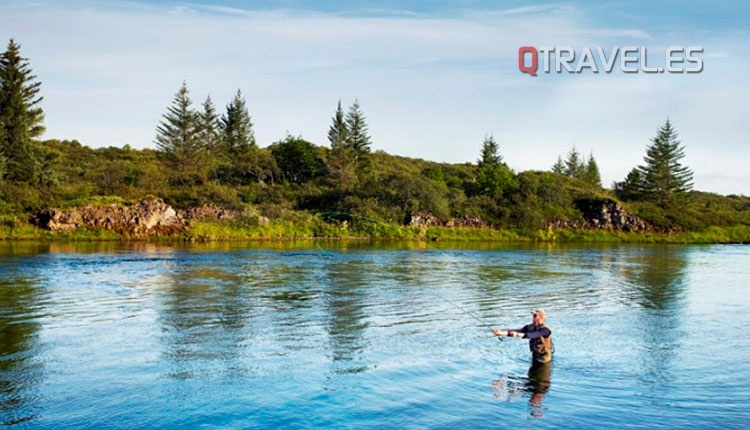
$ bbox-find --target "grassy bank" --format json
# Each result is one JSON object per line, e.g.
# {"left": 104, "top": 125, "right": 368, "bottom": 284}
{"left": 2, "top": 213, "right": 748, "bottom": 244}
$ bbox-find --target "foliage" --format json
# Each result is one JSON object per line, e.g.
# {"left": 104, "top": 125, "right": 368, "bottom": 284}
{"left": 1, "top": 41, "right": 748, "bottom": 244}
{"left": 154, "top": 81, "right": 204, "bottom": 180}
{"left": 0, "top": 39, "right": 45, "bottom": 183}
{"left": 551, "top": 146, "right": 601, "bottom": 186}
{"left": 619, "top": 119, "right": 694, "bottom": 204}
{"left": 270, "top": 135, "right": 324, "bottom": 184}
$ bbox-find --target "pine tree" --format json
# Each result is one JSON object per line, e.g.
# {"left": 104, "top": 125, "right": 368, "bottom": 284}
{"left": 478, "top": 134, "right": 502, "bottom": 167}
{"left": 476, "top": 134, "right": 516, "bottom": 198}
{"left": 197, "top": 95, "right": 221, "bottom": 156}
{"left": 564, "top": 146, "right": 585, "bottom": 179}
{"left": 551, "top": 156, "right": 565, "bottom": 175}
{"left": 0, "top": 39, "right": 45, "bottom": 182}
{"left": 327, "top": 99, "right": 355, "bottom": 189}
{"left": 154, "top": 81, "right": 202, "bottom": 176}
{"left": 345, "top": 99, "right": 371, "bottom": 171}
{"left": 614, "top": 168, "right": 645, "bottom": 201}
{"left": 221, "top": 89, "right": 255, "bottom": 158}
{"left": 637, "top": 119, "right": 693, "bottom": 203}
{"left": 583, "top": 152, "right": 601, "bottom": 186}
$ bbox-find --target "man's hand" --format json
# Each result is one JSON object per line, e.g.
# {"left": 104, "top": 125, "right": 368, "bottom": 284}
{"left": 493, "top": 328, "right": 508, "bottom": 337}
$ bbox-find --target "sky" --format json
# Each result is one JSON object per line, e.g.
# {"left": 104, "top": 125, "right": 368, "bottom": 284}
{"left": 1, "top": 0, "right": 748, "bottom": 195}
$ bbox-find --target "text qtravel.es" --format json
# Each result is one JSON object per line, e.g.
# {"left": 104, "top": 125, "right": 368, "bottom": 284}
{"left": 518, "top": 46, "right": 704, "bottom": 76}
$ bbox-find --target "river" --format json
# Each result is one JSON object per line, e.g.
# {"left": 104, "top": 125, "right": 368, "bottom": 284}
{"left": 1, "top": 241, "right": 748, "bottom": 428}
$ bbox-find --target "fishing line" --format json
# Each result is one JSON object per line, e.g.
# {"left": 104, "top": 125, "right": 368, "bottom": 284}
{"left": 425, "top": 247, "right": 503, "bottom": 342}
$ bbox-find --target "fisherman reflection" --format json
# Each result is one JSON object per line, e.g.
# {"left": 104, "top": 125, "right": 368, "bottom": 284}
{"left": 492, "top": 362, "right": 552, "bottom": 417}
{"left": 527, "top": 361, "right": 551, "bottom": 416}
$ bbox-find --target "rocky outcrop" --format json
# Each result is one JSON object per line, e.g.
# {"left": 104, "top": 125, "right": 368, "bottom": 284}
{"left": 548, "top": 197, "right": 654, "bottom": 232}
{"left": 179, "top": 205, "right": 269, "bottom": 225}
{"left": 407, "top": 211, "right": 488, "bottom": 228}
{"left": 31, "top": 197, "right": 186, "bottom": 238}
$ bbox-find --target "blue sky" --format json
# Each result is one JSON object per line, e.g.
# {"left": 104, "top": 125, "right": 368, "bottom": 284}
{"left": 1, "top": 0, "right": 748, "bottom": 195}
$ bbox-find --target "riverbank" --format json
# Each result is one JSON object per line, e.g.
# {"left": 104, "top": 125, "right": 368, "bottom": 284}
{"left": 2, "top": 216, "right": 748, "bottom": 244}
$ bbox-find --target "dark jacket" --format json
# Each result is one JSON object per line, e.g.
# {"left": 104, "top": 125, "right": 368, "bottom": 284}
{"left": 514, "top": 323, "right": 553, "bottom": 363}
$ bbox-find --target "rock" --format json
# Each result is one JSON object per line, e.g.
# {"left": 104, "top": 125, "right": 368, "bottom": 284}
{"left": 31, "top": 197, "right": 186, "bottom": 238}
{"left": 178, "top": 205, "right": 269, "bottom": 225}
{"left": 564, "top": 197, "right": 654, "bottom": 232}
{"left": 407, "top": 212, "right": 487, "bottom": 228}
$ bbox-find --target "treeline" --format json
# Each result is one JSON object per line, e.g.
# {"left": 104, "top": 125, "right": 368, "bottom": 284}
{"left": 2, "top": 38, "right": 750, "bottom": 236}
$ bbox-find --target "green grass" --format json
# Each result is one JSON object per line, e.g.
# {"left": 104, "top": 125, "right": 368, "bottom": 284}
{"left": 3, "top": 212, "right": 749, "bottom": 244}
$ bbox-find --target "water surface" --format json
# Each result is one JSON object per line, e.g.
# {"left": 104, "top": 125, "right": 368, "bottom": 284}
{"left": 1, "top": 241, "right": 748, "bottom": 428}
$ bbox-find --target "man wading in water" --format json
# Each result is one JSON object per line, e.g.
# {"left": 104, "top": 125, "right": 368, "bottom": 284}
{"left": 493, "top": 309, "right": 554, "bottom": 364}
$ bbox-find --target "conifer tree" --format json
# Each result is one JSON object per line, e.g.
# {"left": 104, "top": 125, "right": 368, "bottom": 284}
{"left": 0, "top": 39, "right": 45, "bottom": 182}
{"left": 478, "top": 134, "right": 502, "bottom": 167}
{"left": 614, "top": 168, "right": 645, "bottom": 201}
{"left": 327, "top": 99, "right": 355, "bottom": 188}
{"left": 221, "top": 89, "right": 255, "bottom": 158}
{"left": 637, "top": 119, "right": 693, "bottom": 203}
{"left": 551, "top": 156, "right": 565, "bottom": 175}
{"left": 583, "top": 152, "right": 601, "bottom": 186}
{"left": 197, "top": 95, "right": 221, "bottom": 155}
{"left": 564, "top": 146, "right": 585, "bottom": 179}
{"left": 154, "top": 81, "right": 202, "bottom": 176}
{"left": 476, "top": 134, "right": 516, "bottom": 198}
{"left": 344, "top": 99, "right": 371, "bottom": 171}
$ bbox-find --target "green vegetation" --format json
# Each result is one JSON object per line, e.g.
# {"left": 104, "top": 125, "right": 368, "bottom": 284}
{"left": 1, "top": 39, "right": 748, "bottom": 243}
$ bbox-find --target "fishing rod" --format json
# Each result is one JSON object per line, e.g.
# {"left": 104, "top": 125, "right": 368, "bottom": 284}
{"left": 424, "top": 288, "right": 503, "bottom": 342}
{"left": 313, "top": 234, "right": 503, "bottom": 342}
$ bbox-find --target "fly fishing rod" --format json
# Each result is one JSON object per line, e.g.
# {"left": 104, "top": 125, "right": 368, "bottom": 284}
{"left": 425, "top": 288, "right": 503, "bottom": 342}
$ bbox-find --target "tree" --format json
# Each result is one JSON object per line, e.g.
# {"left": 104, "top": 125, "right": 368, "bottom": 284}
{"left": 154, "top": 81, "right": 203, "bottom": 178}
{"left": 271, "top": 134, "right": 322, "bottom": 184}
{"left": 614, "top": 168, "right": 644, "bottom": 201}
{"left": 345, "top": 99, "right": 371, "bottom": 172}
{"left": 563, "top": 146, "right": 585, "bottom": 179}
{"left": 478, "top": 134, "right": 502, "bottom": 167}
{"left": 326, "top": 99, "right": 356, "bottom": 189}
{"left": 197, "top": 95, "right": 222, "bottom": 156}
{"left": 0, "top": 39, "right": 45, "bottom": 182}
{"left": 551, "top": 156, "right": 565, "bottom": 175}
{"left": 221, "top": 89, "right": 255, "bottom": 158}
{"left": 637, "top": 119, "right": 693, "bottom": 203}
{"left": 475, "top": 134, "right": 517, "bottom": 198}
{"left": 583, "top": 152, "right": 601, "bottom": 187}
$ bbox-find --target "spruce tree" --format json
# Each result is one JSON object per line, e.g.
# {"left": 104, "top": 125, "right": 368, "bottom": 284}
{"left": 0, "top": 39, "right": 45, "bottom": 182}
{"left": 154, "top": 81, "right": 202, "bottom": 176}
{"left": 564, "top": 146, "right": 585, "bottom": 179}
{"left": 345, "top": 99, "right": 371, "bottom": 171}
{"left": 637, "top": 119, "right": 693, "bottom": 203}
{"left": 221, "top": 89, "right": 255, "bottom": 158}
{"left": 327, "top": 99, "right": 355, "bottom": 188}
{"left": 478, "top": 134, "right": 502, "bottom": 167}
{"left": 614, "top": 168, "right": 645, "bottom": 201}
{"left": 583, "top": 152, "right": 601, "bottom": 186}
{"left": 197, "top": 95, "right": 221, "bottom": 156}
{"left": 476, "top": 134, "right": 516, "bottom": 198}
{"left": 551, "top": 156, "right": 565, "bottom": 175}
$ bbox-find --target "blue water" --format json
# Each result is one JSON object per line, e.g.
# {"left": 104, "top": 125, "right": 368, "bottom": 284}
{"left": 1, "top": 242, "right": 749, "bottom": 428}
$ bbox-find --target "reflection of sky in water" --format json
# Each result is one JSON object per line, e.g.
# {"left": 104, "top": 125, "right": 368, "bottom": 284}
{"left": 0, "top": 243, "right": 748, "bottom": 428}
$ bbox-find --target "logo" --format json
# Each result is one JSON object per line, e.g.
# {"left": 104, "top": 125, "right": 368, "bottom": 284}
{"left": 518, "top": 46, "right": 704, "bottom": 76}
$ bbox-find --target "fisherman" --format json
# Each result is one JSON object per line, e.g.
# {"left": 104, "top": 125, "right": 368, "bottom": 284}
{"left": 493, "top": 309, "right": 554, "bottom": 364}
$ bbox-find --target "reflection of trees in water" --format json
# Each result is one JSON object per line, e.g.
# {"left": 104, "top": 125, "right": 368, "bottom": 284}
{"left": 0, "top": 277, "right": 46, "bottom": 427}
{"left": 322, "top": 257, "right": 370, "bottom": 374}
{"left": 157, "top": 266, "right": 251, "bottom": 380}
{"left": 620, "top": 246, "right": 689, "bottom": 384}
